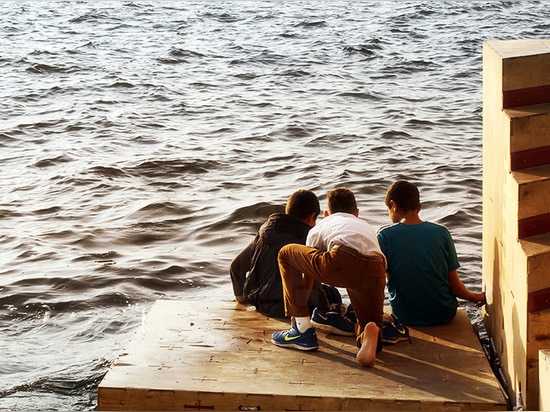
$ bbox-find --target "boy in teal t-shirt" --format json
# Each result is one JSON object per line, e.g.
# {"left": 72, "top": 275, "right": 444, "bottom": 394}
{"left": 377, "top": 180, "right": 485, "bottom": 326}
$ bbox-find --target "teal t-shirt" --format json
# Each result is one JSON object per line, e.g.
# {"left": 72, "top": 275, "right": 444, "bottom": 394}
{"left": 377, "top": 221, "right": 460, "bottom": 326}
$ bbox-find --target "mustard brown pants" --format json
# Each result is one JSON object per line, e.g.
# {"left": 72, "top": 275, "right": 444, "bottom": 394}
{"left": 278, "top": 243, "right": 386, "bottom": 346}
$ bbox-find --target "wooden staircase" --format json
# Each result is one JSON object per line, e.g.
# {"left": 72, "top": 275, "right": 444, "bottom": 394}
{"left": 482, "top": 39, "right": 550, "bottom": 411}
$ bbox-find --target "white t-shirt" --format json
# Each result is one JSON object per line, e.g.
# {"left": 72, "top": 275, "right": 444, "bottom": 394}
{"left": 306, "top": 212, "right": 384, "bottom": 258}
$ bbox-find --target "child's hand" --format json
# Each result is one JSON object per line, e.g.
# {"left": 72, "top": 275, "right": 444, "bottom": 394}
{"left": 473, "top": 292, "right": 486, "bottom": 308}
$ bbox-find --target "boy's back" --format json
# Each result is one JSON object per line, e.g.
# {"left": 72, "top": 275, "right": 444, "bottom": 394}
{"left": 378, "top": 180, "right": 485, "bottom": 327}
{"left": 378, "top": 221, "right": 459, "bottom": 326}
{"left": 307, "top": 212, "right": 382, "bottom": 258}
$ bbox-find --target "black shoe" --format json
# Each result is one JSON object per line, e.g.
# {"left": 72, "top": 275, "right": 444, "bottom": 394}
{"left": 311, "top": 303, "right": 355, "bottom": 336}
{"left": 382, "top": 314, "right": 411, "bottom": 345}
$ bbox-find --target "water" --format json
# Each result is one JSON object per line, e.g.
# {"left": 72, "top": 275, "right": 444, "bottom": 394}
{"left": 1, "top": 1, "right": 549, "bottom": 409}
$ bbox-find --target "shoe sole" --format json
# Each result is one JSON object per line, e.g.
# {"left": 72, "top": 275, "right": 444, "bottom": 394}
{"left": 271, "top": 339, "right": 318, "bottom": 351}
{"left": 311, "top": 320, "right": 355, "bottom": 337}
{"left": 382, "top": 336, "right": 410, "bottom": 345}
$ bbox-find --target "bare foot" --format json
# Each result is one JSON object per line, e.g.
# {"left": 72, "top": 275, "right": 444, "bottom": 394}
{"left": 356, "top": 322, "right": 379, "bottom": 367}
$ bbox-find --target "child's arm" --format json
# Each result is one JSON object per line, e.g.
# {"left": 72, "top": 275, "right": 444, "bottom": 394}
{"left": 229, "top": 240, "right": 255, "bottom": 302}
{"left": 448, "top": 270, "right": 486, "bottom": 307}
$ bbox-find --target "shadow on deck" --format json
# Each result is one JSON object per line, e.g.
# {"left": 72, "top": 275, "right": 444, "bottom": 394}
{"left": 98, "top": 299, "right": 508, "bottom": 411}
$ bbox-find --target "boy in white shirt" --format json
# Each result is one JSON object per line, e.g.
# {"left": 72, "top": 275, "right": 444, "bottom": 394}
{"left": 271, "top": 187, "right": 386, "bottom": 367}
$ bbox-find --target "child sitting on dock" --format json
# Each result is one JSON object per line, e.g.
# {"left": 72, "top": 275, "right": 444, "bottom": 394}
{"left": 272, "top": 187, "right": 386, "bottom": 367}
{"left": 229, "top": 189, "right": 345, "bottom": 328}
{"left": 377, "top": 180, "right": 486, "bottom": 326}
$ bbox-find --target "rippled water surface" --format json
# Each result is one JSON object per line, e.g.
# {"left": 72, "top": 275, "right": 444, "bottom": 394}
{"left": 1, "top": 1, "right": 549, "bottom": 409}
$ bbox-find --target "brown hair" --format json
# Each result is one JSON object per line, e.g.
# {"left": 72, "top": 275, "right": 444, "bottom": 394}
{"left": 327, "top": 187, "right": 357, "bottom": 214}
{"left": 385, "top": 180, "right": 420, "bottom": 211}
{"left": 285, "top": 190, "right": 320, "bottom": 220}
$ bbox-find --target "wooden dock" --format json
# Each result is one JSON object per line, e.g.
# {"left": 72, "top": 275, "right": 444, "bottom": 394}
{"left": 98, "top": 299, "right": 507, "bottom": 411}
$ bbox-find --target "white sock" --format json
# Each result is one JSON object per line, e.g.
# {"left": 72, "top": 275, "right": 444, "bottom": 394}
{"left": 295, "top": 317, "right": 312, "bottom": 333}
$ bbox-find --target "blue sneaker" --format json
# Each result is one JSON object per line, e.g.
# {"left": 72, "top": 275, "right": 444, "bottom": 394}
{"left": 382, "top": 314, "right": 411, "bottom": 345}
{"left": 271, "top": 322, "right": 319, "bottom": 351}
{"left": 311, "top": 303, "right": 355, "bottom": 336}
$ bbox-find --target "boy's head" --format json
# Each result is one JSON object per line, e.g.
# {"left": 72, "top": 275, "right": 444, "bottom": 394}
{"left": 326, "top": 187, "right": 358, "bottom": 215}
{"left": 285, "top": 189, "right": 320, "bottom": 221}
{"left": 385, "top": 180, "right": 420, "bottom": 212}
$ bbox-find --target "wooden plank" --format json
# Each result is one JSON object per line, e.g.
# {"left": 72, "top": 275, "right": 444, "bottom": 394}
{"left": 527, "top": 311, "right": 550, "bottom": 408}
{"left": 506, "top": 103, "right": 550, "bottom": 153}
{"left": 504, "top": 85, "right": 550, "bottom": 109}
{"left": 511, "top": 145, "right": 550, "bottom": 171}
{"left": 540, "top": 350, "right": 550, "bottom": 411}
{"left": 98, "top": 299, "right": 507, "bottom": 411}
{"left": 520, "top": 232, "right": 550, "bottom": 293}
{"left": 512, "top": 164, "right": 550, "bottom": 221}
{"left": 485, "top": 39, "right": 550, "bottom": 60}
{"left": 484, "top": 40, "right": 550, "bottom": 92}
{"left": 519, "top": 213, "right": 550, "bottom": 239}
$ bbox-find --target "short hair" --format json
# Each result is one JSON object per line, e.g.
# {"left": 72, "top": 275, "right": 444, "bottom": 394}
{"left": 327, "top": 187, "right": 357, "bottom": 214}
{"left": 385, "top": 180, "right": 420, "bottom": 212}
{"left": 285, "top": 190, "right": 320, "bottom": 220}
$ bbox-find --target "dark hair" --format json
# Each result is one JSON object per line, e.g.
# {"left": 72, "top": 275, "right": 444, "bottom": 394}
{"left": 385, "top": 180, "right": 420, "bottom": 212}
{"left": 327, "top": 187, "right": 357, "bottom": 214}
{"left": 285, "top": 190, "right": 320, "bottom": 220}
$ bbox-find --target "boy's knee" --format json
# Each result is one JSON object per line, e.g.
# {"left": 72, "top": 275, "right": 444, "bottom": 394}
{"left": 278, "top": 243, "right": 303, "bottom": 259}
{"left": 278, "top": 244, "right": 292, "bottom": 263}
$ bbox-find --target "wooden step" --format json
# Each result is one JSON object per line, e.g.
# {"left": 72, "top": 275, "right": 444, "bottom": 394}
{"left": 485, "top": 39, "right": 550, "bottom": 109}
{"left": 521, "top": 231, "right": 550, "bottom": 297}
{"left": 506, "top": 103, "right": 550, "bottom": 170}
{"left": 511, "top": 164, "right": 550, "bottom": 238}
{"left": 97, "top": 299, "right": 507, "bottom": 411}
